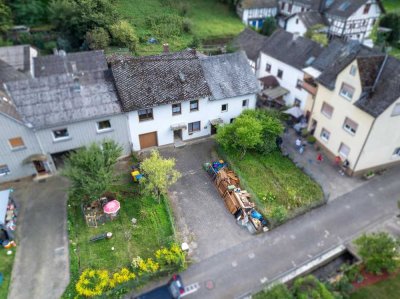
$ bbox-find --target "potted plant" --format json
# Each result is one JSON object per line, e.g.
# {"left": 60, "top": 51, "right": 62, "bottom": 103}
{"left": 363, "top": 171, "right": 375, "bottom": 180}
{"left": 307, "top": 135, "right": 317, "bottom": 144}
{"left": 301, "top": 128, "right": 308, "bottom": 137}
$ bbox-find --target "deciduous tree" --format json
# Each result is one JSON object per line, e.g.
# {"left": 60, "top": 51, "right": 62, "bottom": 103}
{"left": 110, "top": 20, "right": 138, "bottom": 52}
{"left": 0, "top": 0, "right": 12, "bottom": 34}
{"left": 293, "top": 275, "right": 335, "bottom": 299}
{"left": 355, "top": 232, "right": 399, "bottom": 274}
{"left": 62, "top": 140, "right": 122, "bottom": 205}
{"left": 140, "top": 150, "right": 181, "bottom": 203}
{"left": 85, "top": 27, "right": 110, "bottom": 50}
{"left": 261, "top": 17, "right": 277, "bottom": 36}
{"left": 305, "top": 24, "right": 328, "bottom": 46}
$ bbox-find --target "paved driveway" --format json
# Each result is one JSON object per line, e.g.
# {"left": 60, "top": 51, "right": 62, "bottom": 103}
{"left": 160, "top": 139, "right": 252, "bottom": 262}
{"left": 5, "top": 176, "right": 69, "bottom": 299}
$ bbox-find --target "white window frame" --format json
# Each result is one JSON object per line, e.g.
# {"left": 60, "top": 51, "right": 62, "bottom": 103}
{"left": 242, "top": 99, "right": 249, "bottom": 108}
{"left": 0, "top": 164, "right": 10, "bottom": 176}
{"left": 190, "top": 100, "right": 199, "bottom": 112}
{"left": 343, "top": 117, "right": 358, "bottom": 135}
{"left": 188, "top": 121, "right": 201, "bottom": 134}
{"left": 393, "top": 147, "right": 400, "bottom": 157}
{"left": 321, "top": 102, "right": 334, "bottom": 119}
{"left": 339, "top": 83, "right": 355, "bottom": 100}
{"left": 339, "top": 143, "right": 350, "bottom": 158}
{"left": 320, "top": 128, "right": 330, "bottom": 142}
{"left": 172, "top": 103, "right": 182, "bottom": 115}
{"left": 350, "top": 65, "right": 357, "bottom": 76}
{"left": 265, "top": 63, "right": 271, "bottom": 72}
{"left": 221, "top": 103, "right": 228, "bottom": 112}
{"left": 8, "top": 136, "right": 26, "bottom": 150}
{"left": 96, "top": 120, "right": 112, "bottom": 133}
{"left": 52, "top": 128, "right": 70, "bottom": 140}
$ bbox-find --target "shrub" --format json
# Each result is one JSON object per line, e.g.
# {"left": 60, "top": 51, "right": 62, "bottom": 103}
{"left": 293, "top": 275, "right": 335, "bottom": 299}
{"left": 85, "top": 27, "right": 110, "bottom": 50}
{"left": 145, "top": 14, "right": 185, "bottom": 37}
{"left": 110, "top": 20, "right": 139, "bottom": 52}
{"left": 355, "top": 232, "right": 399, "bottom": 274}
{"left": 182, "top": 17, "right": 192, "bottom": 33}
{"left": 132, "top": 257, "right": 160, "bottom": 275}
{"left": 261, "top": 17, "right": 277, "bottom": 36}
{"left": 155, "top": 243, "right": 186, "bottom": 269}
{"left": 307, "top": 135, "right": 317, "bottom": 144}
{"left": 75, "top": 269, "right": 110, "bottom": 297}
{"left": 258, "top": 283, "right": 293, "bottom": 299}
{"left": 109, "top": 268, "right": 136, "bottom": 288}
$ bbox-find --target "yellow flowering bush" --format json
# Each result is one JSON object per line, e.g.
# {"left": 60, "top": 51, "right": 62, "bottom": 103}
{"left": 155, "top": 243, "right": 185, "bottom": 268}
{"left": 109, "top": 268, "right": 136, "bottom": 288}
{"left": 132, "top": 256, "right": 159, "bottom": 275}
{"left": 75, "top": 269, "right": 110, "bottom": 297}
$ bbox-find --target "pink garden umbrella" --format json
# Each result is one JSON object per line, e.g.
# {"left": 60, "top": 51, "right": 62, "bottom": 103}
{"left": 103, "top": 200, "right": 120, "bottom": 214}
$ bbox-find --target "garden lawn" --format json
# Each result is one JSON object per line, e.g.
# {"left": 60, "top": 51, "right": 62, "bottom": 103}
{"left": 350, "top": 271, "right": 400, "bottom": 299}
{"left": 115, "top": 0, "right": 244, "bottom": 55}
{"left": 0, "top": 248, "right": 15, "bottom": 299}
{"left": 223, "top": 149, "right": 324, "bottom": 224}
{"left": 62, "top": 185, "right": 175, "bottom": 298}
{"left": 382, "top": 0, "right": 400, "bottom": 13}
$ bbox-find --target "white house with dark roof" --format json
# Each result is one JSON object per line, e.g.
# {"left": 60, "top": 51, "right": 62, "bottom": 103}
{"left": 236, "top": 0, "right": 278, "bottom": 29}
{"left": 256, "top": 29, "right": 323, "bottom": 110}
{"left": 111, "top": 50, "right": 259, "bottom": 151}
{"left": 286, "top": 11, "right": 329, "bottom": 36}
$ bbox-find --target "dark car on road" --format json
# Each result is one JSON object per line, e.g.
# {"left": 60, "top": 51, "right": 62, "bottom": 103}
{"left": 135, "top": 275, "right": 185, "bottom": 299}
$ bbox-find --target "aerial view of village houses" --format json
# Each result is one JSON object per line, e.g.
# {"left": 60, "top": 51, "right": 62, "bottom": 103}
{"left": 1, "top": 0, "right": 400, "bottom": 298}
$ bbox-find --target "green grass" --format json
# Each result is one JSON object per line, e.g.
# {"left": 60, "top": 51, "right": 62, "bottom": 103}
{"left": 115, "top": 0, "right": 244, "bottom": 55}
{"left": 350, "top": 272, "right": 400, "bottom": 299}
{"left": 0, "top": 248, "right": 16, "bottom": 299}
{"left": 382, "top": 0, "right": 400, "bottom": 13}
{"left": 222, "top": 149, "right": 324, "bottom": 225}
{"left": 62, "top": 184, "right": 175, "bottom": 298}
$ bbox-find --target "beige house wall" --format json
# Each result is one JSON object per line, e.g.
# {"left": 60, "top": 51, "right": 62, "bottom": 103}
{"left": 355, "top": 97, "right": 400, "bottom": 172}
{"left": 309, "top": 61, "right": 375, "bottom": 171}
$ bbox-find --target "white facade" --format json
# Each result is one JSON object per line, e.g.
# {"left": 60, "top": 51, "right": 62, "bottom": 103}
{"left": 128, "top": 95, "right": 257, "bottom": 151}
{"left": 241, "top": 7, "right": 278, "bottom": 29}
{"left": 257, "top": 52, "right": 309, "bottom": 110}
{"left": 286, "top": 16, "right": 308, "bottom": 36}
{"left": 327, "top": 1, "right": 382, "bottom": 42}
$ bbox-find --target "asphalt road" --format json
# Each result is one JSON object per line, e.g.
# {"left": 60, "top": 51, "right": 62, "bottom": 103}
{"left": 7, "top": 176, "right": 70, "bottom": 299}
{"left": 180, "top": 166, "right": 400, "bottom": 299}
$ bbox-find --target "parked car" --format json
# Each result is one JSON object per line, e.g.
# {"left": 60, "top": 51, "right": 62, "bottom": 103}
{"left": 134, "top": 275, "right": 185, "bottom": 299}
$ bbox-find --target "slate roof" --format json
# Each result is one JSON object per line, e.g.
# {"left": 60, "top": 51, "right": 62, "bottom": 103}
{"left": 260, "top": 29, "right": 324, "bottom": 70}
{"left": 0, "top": 59, "right": 29, "bottom": 83}
{"left": 111, "top": 50, "right": 211, "bottom": 111}
{"left": 199, "top": 52, "right": 259, "bottom": 100}
{"left": 232, "top": 28, "right": 269, "bottom": 62}
{"left": 355, "top": 56, "right": 400, "bottom": 117}
{"left": 313, "top": 39, "right": 381, "bottom": 90}
{"left": 34, "top": 50, "right": 107, "bottom": 77}
{"left": 296, "top": 11, "right": 328, "bottom": 28}
{"left": 239, "top": 0, "right": 277, "bottom": 9}
{"left": 357, "top": 55, "right": 385, "bottom": 90}
{"left": 5, "top": 70, "right": 122, "bottom": 129}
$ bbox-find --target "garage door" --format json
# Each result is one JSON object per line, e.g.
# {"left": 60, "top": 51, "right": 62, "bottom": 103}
{"left": 139, "top": 132, "right": 158, "bottom": 149}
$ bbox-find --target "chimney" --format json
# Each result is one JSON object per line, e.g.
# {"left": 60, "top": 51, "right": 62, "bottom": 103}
{"left": 293, "top": 32, "right": 300, "bottom": 42}
{"left": 163, "top": 43, "right": 169, "bottom": 53}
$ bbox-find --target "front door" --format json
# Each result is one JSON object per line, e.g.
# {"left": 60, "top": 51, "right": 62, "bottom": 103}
{"left": 174, "top": 129, "right": 182, "bottom": 141}
{"left": 33, "top": 160, "right": 46, "bottom": 174}
{"left": 211, "top": 124, "right": 218, "bottom": 135}
{"left": 310, "top": 119, "right": 317, "bottom": 135}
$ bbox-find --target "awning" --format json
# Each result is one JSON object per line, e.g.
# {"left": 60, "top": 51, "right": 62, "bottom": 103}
{"left": 284, "top": 106, "right": 304, "bottom": 118}
{"left": 210, "top": 118, "right": 223, "bottom": 125}
{"left": 0, "top": 189, "right": 10, "bottom": 225}
{"left": 170, "top": 123, "right": 187, "bottom": 130}
{"left": 22, "top": 154, "right": 47, "bottom": 164}
{"left": 262, "top": 86, "right": 289, "bottom": 100}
